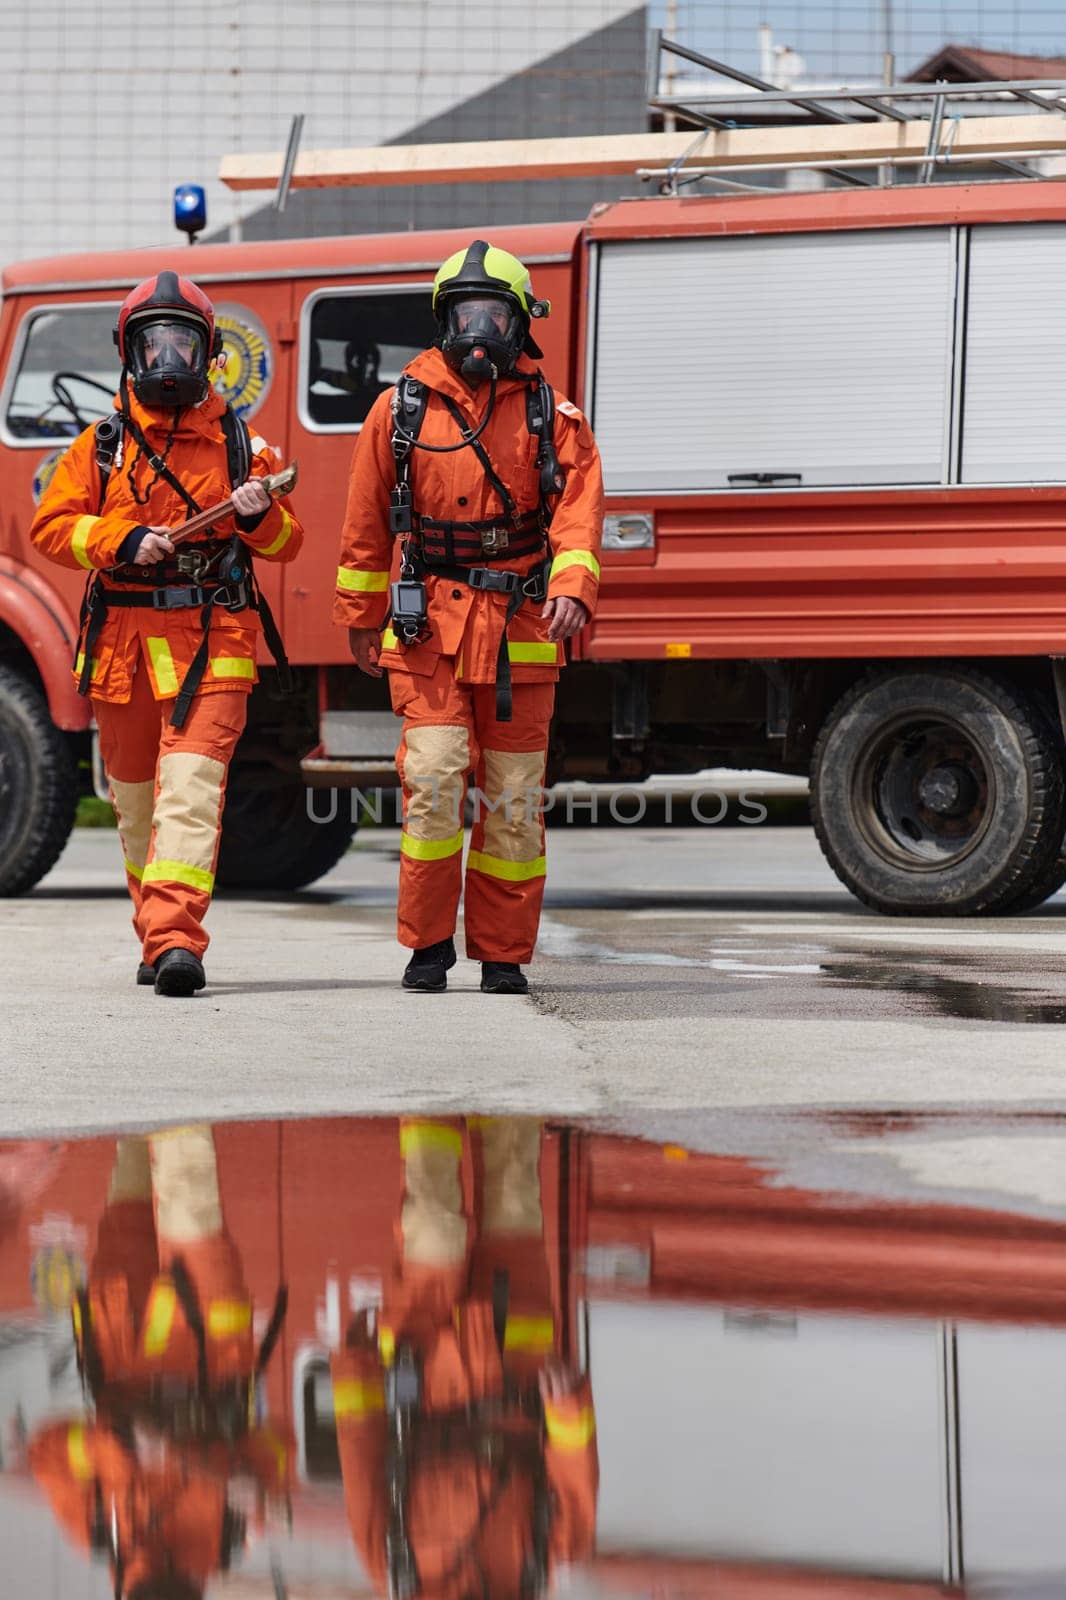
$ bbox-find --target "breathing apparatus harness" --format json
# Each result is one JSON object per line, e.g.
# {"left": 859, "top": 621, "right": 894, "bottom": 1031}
{"left": 388, "top": 367, "right": 567, "bottom": 722}
{"left": 383, "top": 1271, "right": 551, "bottom": 1600}
{"left": 74, "top": 383, "right": 291, "bottom": 729}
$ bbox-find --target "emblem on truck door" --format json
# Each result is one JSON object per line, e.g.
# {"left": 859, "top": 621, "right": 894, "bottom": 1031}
{"left": 212, "top": 303, "right": 273, "bottom": 419}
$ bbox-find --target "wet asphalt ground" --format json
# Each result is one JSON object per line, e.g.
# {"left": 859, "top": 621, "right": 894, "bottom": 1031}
{"left": 5, "top": 818, "right": 1066, "bottom": 1141}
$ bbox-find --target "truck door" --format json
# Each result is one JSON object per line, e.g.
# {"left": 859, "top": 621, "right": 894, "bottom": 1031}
{"left": 287, "top": 279, "right": 437, "bottom": 666}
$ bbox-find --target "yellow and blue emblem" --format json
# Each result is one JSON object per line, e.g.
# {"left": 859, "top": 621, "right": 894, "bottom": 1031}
{"left": 213, "top": 304, "right": 274, "bottom": 420}
{"left": 32, "top": 447, "right": 65, "bottom": 506}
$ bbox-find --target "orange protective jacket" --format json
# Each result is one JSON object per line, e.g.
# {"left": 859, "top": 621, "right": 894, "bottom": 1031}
{"left": 30, "top": 389, "right": 304, "bottom": 704}
{"left": 334, "top": 347, "right": 604, "bottom": 685}
{"left": 331, "top": 1306, "right": 598, "bottom": 1598}
{"left": 29, "top": 1418, "right": 289, "bottom": 1591}
{"left": 77, "top": 1199, "right": 255, "bottom": 1394}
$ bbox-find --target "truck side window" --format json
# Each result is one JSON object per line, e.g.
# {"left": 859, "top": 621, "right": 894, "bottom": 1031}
{"left": 302, "top": 289, "right": 436, "bottom": 431}
{"left": 4, "top": 304, "right": 119, "bottom": 442}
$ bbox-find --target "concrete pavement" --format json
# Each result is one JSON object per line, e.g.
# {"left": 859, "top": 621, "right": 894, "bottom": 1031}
{"left": 3, "top": 823, "right": 1066, "bottom": 1137}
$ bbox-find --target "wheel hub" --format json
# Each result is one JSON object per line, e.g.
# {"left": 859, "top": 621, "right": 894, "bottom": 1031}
{"left": 854, "top": 716, "right": 992, "bottom": 869}
{"left": 916, "top": 763, "right": 975, "bottom": 817}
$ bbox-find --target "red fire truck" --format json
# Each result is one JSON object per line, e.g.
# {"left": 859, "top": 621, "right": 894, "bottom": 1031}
{"left": 4, "top": 179, "right": 1066, "bottom": 914}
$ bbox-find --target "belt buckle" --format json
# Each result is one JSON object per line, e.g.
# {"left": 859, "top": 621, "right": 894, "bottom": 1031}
{"left": 480, "top": 525, "right": 509, "bottom": 555}
{"left": 470, "top": 568, "right": 516, "bottom": 594}
{"left": 154, "top": 585, "right": 204, "bottom": 610}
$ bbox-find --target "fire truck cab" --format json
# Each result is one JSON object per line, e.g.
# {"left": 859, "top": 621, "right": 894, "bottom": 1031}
{"left": 3, "top": 179, "right": 1066, "bottom": 914}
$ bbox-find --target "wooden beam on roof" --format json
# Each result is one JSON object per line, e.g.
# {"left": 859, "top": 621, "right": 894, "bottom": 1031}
{"left": 219, "top": 114, "right": 1066, "bottom": 191}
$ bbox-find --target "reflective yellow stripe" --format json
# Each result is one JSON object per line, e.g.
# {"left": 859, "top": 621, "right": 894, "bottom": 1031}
{"left": 333, "top": 1379, "right": 386, "bottom": 1418}
{"left": 146, "top": 636, "right": 180, "bottom": 698}
{"left": 259, "top": 508, "right": 293, "bottom": 557}
{"left": 400, "top": 829, "right": 464, "bottom": 862}
{"left": 72, "top": 1299, "right": 83, "bottom": 1340}
{"left": 400, "top": 1122, "right": 463, "bottom": 1159}
{"left": 337, "top": 566, "right": 390, "bottom": 593}
{"left": 381, "top": 626, "right": 399, "bottom": 649}
{"left": 74, "top": 651, "right": 100, "bottom": 681}
{"left": 207, "top": 1299, "right": 252, "bottom": 1339}
{"left": 143, "top": 1281, "right": 177, "bottom": 1357}
{"left": 124, "top": 858, "right": 145, "bottom": 882}
{"left": 507, "top": 641, "right": 559, "bottom": 664}
{"left": 467, "top": 849, "right": 546, "bottom": 883}
{"left": 550, "top": 549, "right": 600, "bottom": 582}
{"left": 379, "top": 1325, "right": 396, "bottom": 1367}
{"left": 67, "top": 1424, "right": 93, "bottom": 1481}
{"left": 71, "top": 515, "right": 99, "bottom": 570}
{"left": 504, "top": 1315, "right": 555, "bottom": 1353}
{"left": 544, "top": 1404, "right": 596, "bottom": 1451}
{"left": 209, "top": 656, "right": 255, "bottom": 680}
{"left": 262, "top": 1427, "right": 288, "bottom": 1477}
{"left": 143, "top": 859, "right": 215, "bottom": 894}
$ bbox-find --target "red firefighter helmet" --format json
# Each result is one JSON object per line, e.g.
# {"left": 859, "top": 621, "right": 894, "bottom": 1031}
{"left": 115, "top": 270, "right": 219, "bottom": 408}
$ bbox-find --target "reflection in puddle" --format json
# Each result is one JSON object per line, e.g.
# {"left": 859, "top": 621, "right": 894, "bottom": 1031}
{"left": 2, "top": 1115, "right": 1066, "bottom": 1594}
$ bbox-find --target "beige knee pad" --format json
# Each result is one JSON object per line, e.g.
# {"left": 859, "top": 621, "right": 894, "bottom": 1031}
{"left": 109, "top": 778, "right": 155, "bottom": 877}
{"left": 150, "top": 1124, "right": 223, "bottom": 1242}
{"left": 479, "top": 1117, "right": 543, "bottom": 1235}
{"left": 402, "top": 726, "right": 470, "bottom": 843}
{"left": 400, "top": 1122, "right": 468, "bottom": 1266}
{"left": 107, "top": 1136, "right": 152, "bottom": 1203}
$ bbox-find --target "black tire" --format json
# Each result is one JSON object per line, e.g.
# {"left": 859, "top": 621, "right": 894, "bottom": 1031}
{"left": 215, "top": 778, "right": 357, "bottom": 891}
{"left": 810, "top": 667, "right": 1066, "bottom": 917}
{"left": 992, "top": 850, "right": 1066, "bottom": 915}
{"left": 0, "top": 663, "right": 79, "bottom": 896}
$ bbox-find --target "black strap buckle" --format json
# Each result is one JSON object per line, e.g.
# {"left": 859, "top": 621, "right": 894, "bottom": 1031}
{"left": 467, "top": 567, "right": 520, "bottom": 594}
{"left": 153, "top": 584, "right": 205, "bottom": 611}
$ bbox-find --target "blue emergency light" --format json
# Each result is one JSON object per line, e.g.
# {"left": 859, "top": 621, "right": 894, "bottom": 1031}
{"left": 173, "top": 184, "right": 207, "bottom": 243}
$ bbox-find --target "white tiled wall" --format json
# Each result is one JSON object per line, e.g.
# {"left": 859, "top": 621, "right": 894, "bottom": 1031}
{"left": 0, "top": 0, "right": 639, "bottom": 266}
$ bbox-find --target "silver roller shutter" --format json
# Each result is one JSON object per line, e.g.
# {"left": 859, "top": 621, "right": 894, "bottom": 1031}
{"left": 591, "top": 228, "right": 956, "bottom": 493}
{"left": 962, "top": 222, "right": 1066, "bottom": 484}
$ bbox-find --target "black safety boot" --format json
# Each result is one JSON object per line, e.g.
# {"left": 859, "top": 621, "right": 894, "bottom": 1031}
{"left": 480, "top": 962, "right": 529, "bottom": 995}
{"left": 154, "top": 948, "right": 206, "bottom": 997}
{"left": 402, "top": 937, "right": 456, "bottom": 992}
{"left": 136, "top": 962, "right": 156, "bottom": 987}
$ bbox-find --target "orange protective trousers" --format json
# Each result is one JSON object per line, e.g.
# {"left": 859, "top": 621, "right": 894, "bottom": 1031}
{"left": 94, "top": 659, "right": 246, "bottom": 966}
{"left": 390, "top": 660, "right": 555, "bottom": 964}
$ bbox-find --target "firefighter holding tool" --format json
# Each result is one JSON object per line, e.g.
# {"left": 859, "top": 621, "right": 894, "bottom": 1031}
{"left": 335, "top": 241, "right": 604, "bottom": 995}
{"left": 29, "top": 1125, "right": 291, "bottom": 1600}
{"left": 331, "top": 1116, "right": 598, "bottom": 1599}
{"left": 30, "top": 271, "right": 304, "bottom": 997}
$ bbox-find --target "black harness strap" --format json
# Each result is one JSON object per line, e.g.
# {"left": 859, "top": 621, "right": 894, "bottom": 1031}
{"left": 169, "top": 1255, "right": 211, "bottom": 1399}
{"left": 438, "top": 393, "right": 521, "bottom": 526}
{"left": 78, "top": 405, "right": 291, "bottom": 722}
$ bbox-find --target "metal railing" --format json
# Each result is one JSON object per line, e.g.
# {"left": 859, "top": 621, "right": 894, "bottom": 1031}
{"left": 645, "top": 32, "right": 1066, "bottom": 191}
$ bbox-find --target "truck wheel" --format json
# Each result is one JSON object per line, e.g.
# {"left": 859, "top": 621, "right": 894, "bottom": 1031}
{"left": 991, "top": 852, "right": 1066, "bottom": 915}
{"left": 216, "top": 779, "right": 357, "bottom": 891}
{"left": 811, "top": 668, "right": 1065, "bottom": 916}
{"left": 0, "top": 663, "right": 79, "bottom": 896}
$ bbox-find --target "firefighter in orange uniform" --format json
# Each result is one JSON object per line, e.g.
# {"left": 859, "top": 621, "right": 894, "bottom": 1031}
{"left": 335, "top": 242, "right": 604, "bottom": 994}
{"left": 331, "top": 1117, "right": 598, "bottom": 1598}
{"left": 30, "top": 272, "right": 303, "bottom": 997}
{"left": 29, "top": 1126, "right": 290, "bottom": 1598}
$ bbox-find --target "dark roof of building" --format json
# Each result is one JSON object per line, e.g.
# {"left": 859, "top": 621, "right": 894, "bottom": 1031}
{"left": 911, "top": 44, "right": 1066, "bottom": 82}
